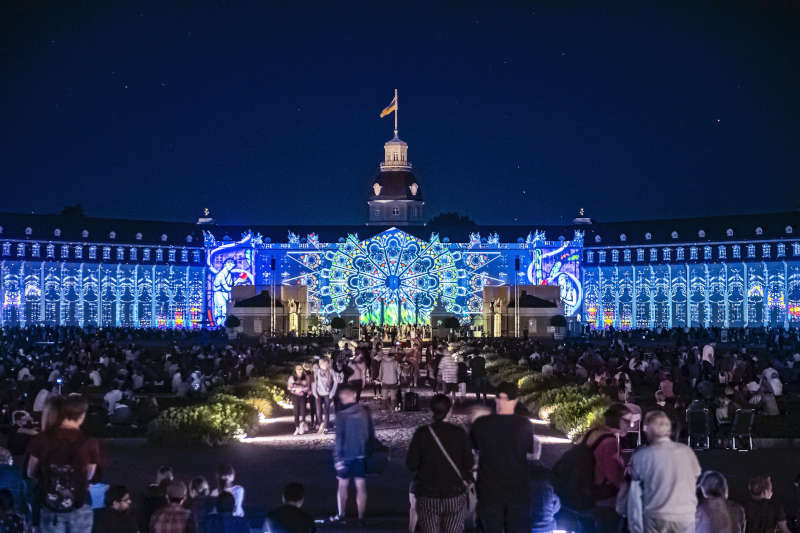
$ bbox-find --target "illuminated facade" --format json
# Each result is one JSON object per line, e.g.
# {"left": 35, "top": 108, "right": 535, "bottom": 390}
{"left": 1, "top": 134, "right": 798, "bottom": 331}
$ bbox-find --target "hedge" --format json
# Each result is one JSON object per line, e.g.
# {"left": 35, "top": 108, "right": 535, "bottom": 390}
{"left": 147, "top": 393, "right": 259, "bottom": 446}
{"left": 221, "top": 377, "right": 291, "bottom": 418}
{"left": 484, "top": 355, "right": 611, "bottom": 441}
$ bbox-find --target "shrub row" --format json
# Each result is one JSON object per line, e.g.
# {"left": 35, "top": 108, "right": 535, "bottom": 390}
{"left": 484, "top": 355, "right": 610, "bottom": 441}
{"left": 148, "top": 372, "right": 293, "bottom": 446}
{"left": 147, "top": 393, "right": 259, "bottom": 446}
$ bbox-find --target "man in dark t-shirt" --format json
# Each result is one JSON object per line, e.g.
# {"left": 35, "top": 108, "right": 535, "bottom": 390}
{"left": 743, "top": 474, "right": 790, "bottom": 533}
{"left": 263, "top": 482, "right": 316, "bottom": 533}
{"left": 27, "top": 395, "right": 99, "bottom": 532}
{"left": 470, "top": 382, "right": 535, "bottom": 533}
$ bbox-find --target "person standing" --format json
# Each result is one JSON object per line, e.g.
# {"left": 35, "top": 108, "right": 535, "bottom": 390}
{"left": 630, "top": 410, "right": 701, "bottom": 533}
{"left": 27, "top": 394, "right": 99, "bottom": 533}
{"left": 407, "top": 394, "right": 473, "bottom": 533}
{"left": 438, "top": 353, "right": 458, "bottom": 403}
{"left": 288, "top": 365, "right": 309, "bottom": 435}
{"left": 469, "top": 355, "right": 488, "bottom": 403}
{"left": 470, "top": 382, "right": 535, "bottom": 533}
{"left": 378, "top": 353, "right": 401, "bottom": 411}
{"left": 332, "top": 384, "right": 373, "bottom": 525}
{"left": 314, "top": 358, "right": 338, "bottom": 434}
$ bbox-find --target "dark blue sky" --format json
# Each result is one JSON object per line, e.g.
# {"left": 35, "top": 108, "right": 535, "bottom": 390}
{"left": 2, "top": 3, "right": 799, "bottom": 226}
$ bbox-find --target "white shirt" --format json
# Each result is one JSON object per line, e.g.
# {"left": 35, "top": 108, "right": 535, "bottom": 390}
{"left": 33, "top": 388, "right": 51, "bottom": 413}
{"left": 90, "top": 370, "right": 102, "bottom": 387}
{"left": 104, "top": 389, "right": 123, "bottom": 413}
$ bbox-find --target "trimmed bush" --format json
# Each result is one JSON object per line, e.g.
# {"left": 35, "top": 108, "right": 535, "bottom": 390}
{"left": 147, "top": 393, "right": 259, "bottom": 446}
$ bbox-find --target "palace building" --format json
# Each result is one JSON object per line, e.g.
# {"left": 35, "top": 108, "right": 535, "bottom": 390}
{"left": 1, "top": 131, "right": 798, "bottom": 335}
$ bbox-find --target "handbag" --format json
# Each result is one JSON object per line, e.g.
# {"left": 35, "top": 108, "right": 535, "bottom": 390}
{"left": 427, "top": 425, "right": 478, "bottom": 528}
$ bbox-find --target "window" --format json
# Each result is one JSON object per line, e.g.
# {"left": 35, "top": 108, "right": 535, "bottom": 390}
{"left": 747, "top": 244, "right": 755, "bottom": 258}
{"left": 598, "top": 251, "right": 606, "bottom": 263}
{"left": 116, "top": 247, "right": 124, "bottom": 261}
{"left": 32, "top": 243, "right": 40, "bottom": 257}
{"left": 676, "top": 247, "right": 685, "bottom": 261}
{"left": 612, "top": 250, "right": 619, "bottom": 262}
{"left": 762, "top": 244, "right": 771, "bottom": 258}
{"left": 192, "top": 250, "right": 200, "bottom": 263}
{"left": 156, "top": 249, "right": 163, "bottom": 262}
{"left": 624, "top": 249, "right": 631, "bottom": 262}
{"left": 392, "top": 207, "right": 400, "bottom": 216}
{"left": 2, "top": 242, "right": 10, "bottom": 256}
{"left": 373, "top": 208, "right": 380, "bottom": 217}
{"left": 16, "top": 243, "right": 25, "bottom": 257}
{"left": 586, "top": 251, "right": 594, "bottom": 262}
{"left": 777, "top": 243, "right": 786, "bottom": 257}
{"left": 102, "top": 247, "right": 111, "bottom": 260}
{"left": 717, "top": 245, "right": 726, "bottom": 260}
{"left": 649, "top": 248, "right": 657, "bottom": 261}
{"left": 180, "top": 249, "right": 188, "bottom": 262}
{"left": 89, "top": 246, "right": 97, "bottom": 260}
{"left": 143, "top": 248, "right": 151, "bottom": 261}
{"left": 732, "top": 245, "right": 741, "bottom": 259}
{"left": 793, "top": 243, "right": 800, "bottom": 256}
{"left": 168, "top": 248, "right": 176, "bottom": 262}
{"left": 61, "top": 245, "right": 69, "bottom": 259}
{"left": 47, "top": 244, "right": 55, "bottom": 258}
{"left": 637, "top": 248, "right": 644, "bottom": 262}
{"left": 663, "top": 248, "right": 671, "bottom": 261}
{"left": 129, "top": 248, "right": 137, "bottom": 261}
{"left": 690, "top": 247, "right": 698, "bottom": 260}
{"left": 704, "top": 246, "right": 712, "bottom": 260}
{"left": 74, "top": 245, "right": 82, "bottom": 259}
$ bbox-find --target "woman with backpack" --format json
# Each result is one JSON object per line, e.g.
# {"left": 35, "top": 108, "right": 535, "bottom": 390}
{"left": 552, "top": 403, "right": 633, "bottom": 533}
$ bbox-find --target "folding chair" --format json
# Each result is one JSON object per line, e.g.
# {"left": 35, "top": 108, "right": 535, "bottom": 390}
{"left": 729, "top": 408, "right": 755, "bottom": 451}
{"left": 686, "top": 407, "right": 711, "bottom": 450}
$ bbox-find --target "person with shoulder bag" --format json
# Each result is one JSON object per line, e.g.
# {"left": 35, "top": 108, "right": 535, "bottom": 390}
{"left": 407, "top": 394, "right": 475, "bottom": 533}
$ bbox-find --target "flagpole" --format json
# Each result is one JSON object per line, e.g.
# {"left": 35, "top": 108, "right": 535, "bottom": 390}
{"left": 394, "top": 88, "right": 398, "bottom": 137}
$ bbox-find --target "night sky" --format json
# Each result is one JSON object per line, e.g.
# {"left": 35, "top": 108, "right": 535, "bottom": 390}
{"left": 2, "top": 3, "right": 799, "bottom": 227}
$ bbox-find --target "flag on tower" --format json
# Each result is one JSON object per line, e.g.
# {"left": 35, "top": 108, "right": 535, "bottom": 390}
{"left": 380, "top": 92, "right": 398, "bottom": 118}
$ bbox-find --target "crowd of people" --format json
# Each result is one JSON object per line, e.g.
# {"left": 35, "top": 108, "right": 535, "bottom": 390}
{"left": 1, "top": 324, "right": 799, "bottom": 532}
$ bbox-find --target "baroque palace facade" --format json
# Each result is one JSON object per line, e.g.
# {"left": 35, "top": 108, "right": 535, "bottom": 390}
{"left": 1, "top": 133, "right": 799, "bottom": 333}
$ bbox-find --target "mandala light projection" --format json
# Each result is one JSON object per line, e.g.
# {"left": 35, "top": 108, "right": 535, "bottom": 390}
{"left": 321, "top": 229, "right": 462, "bottom": 325}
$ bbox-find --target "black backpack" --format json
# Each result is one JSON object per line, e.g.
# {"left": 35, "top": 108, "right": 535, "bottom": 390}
{"left": 40, "top": 434, "right": 87, "bottom": 512}
{"left": 551, "top": 431, "right": 616, "bottom": 510}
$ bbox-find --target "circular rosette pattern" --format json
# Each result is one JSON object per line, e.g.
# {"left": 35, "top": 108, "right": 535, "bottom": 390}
{"left": 325, "top": 229, "right": 460, "bottom": 325}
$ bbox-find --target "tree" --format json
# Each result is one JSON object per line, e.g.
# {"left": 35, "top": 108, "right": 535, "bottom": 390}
{"left": 550, "top": 315, "right": 567, "bottom": 328}
{"left": 60, "top": 204, "right": 85, "bottom": 217}
{"left": 427, "top": 212, "right": 477, "bottom": 228}
{"left": 330, "top": 316, "right": 346, "bottom": 330}
{"left": 224, "top": 315, "right": 241, "bottom": 329}
{"left": 443, "top": 316, "right": 460, "bottom": 329}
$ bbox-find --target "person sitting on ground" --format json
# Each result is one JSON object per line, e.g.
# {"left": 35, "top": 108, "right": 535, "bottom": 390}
{"left": 93, "top": 484, "right": 138, "bottom": 533}
{"left": 150, "top": 480, "right": 196, "bottom": 533}
{"left": 211, "top": 464, "right": 245, "bottom": 517}
{"left": 695, "top": 470, "right": 745, "bottom": 533}
{"left": 7, "top": 411, "right": 37, "bottom": 456}
{"left": 185, "top": 476, "right": 215, "bottom": 530}
{"left": 263, "top": 482, "right": 316, "bottom": 533}
{"left": 138, "top": 465, "right": 173, "bottom": 532}
{"left": 529, "top": 438, "right": 560, "bottom": 533}
{"left": 743, "top": 474, "right": 791, "bottom": 533}
{"left": 203, "top": 492, "right": 249, "bottom": 533}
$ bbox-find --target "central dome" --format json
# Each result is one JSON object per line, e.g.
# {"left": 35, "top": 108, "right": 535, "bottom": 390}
{"left": 369, "top": 169, "right": 423, "bottom": 201}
